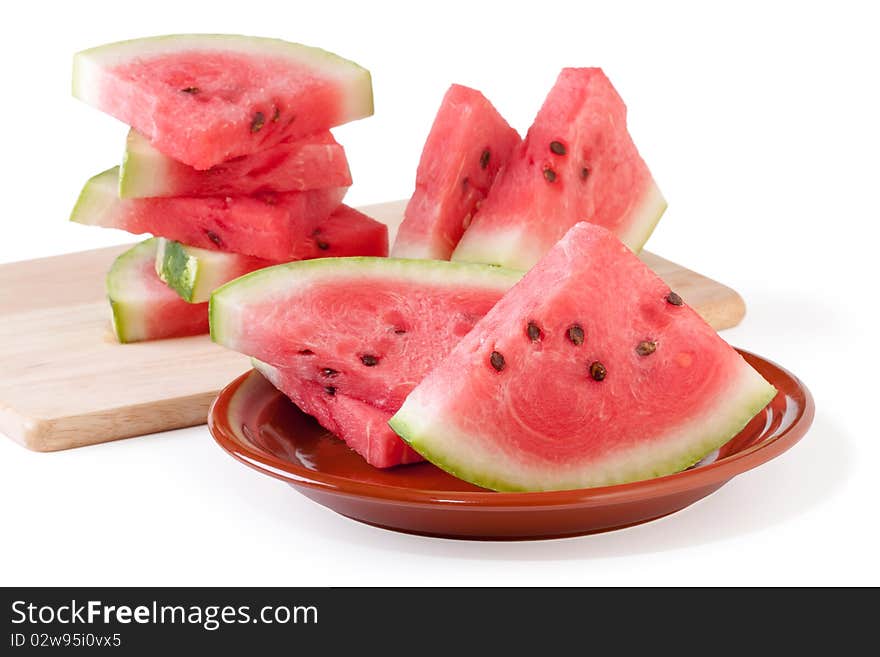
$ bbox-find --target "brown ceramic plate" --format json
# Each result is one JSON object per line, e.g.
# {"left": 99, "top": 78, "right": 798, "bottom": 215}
{"left": 209, "top": 349, "right": 813, "bottom": 540}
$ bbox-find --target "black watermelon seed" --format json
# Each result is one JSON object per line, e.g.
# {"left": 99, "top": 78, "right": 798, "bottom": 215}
{"left": 298, "top": 349, "right": 314, "bottom": 356}
{"left": 666, "top": 291, "right": 684, "bottom": 306}
{"left": 566, "top": 324, "right": 585, "bottom": 346}
{"left": 394, "top": 327, "right": 407, "bottom": 335}
{"left": 550, "top": 141, "right": 567, "bottom": 155}
{"left": 636, "top": 340, "right": 657, "bottom": 356}
{"left": 205, "top": 230, "right": 224, "bottom": 248}
{"left": 526, "top": 321, "right": 542, "bottom": 342}
{"left": 324, "top": 386, "right": 337, "bottom": 396}
{"left": 180, "top": 86, "right": 200, "bottom": 94}
{"left": 490, "top": 351, "right": 506, "bottom": 372}
{"left": 312, "top": 228, "right": 328, "bottom": 248}
{"left": 321, "top": 368, "right": 339, "bottom": 378}
{"left": 272, "top": 106, "right": 281, "bottom": 122}
{"left": 480, "top": 149, "right": 491, "bottom": 169}
{"left": 250, "top": 111, "right": 266, "bottom": 133}
{"left": 360, "top": 354, "right": 379, "bottom": 367}
{"left": 580, "top": 166, "right": 590, "bottom": 180}
{"left": 543, "top": 168, "right": 557, "bottom": 183}
{"left": 589, "top": 361, "right": 607, "bottom": 381}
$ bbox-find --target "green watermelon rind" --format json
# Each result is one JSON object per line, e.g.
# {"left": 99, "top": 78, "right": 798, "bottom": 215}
{"left": 618, "top": 180, "right": 668, "bottom": 254}
{"left": 106, "top": 239, "right": 157, "bottom": 343}
{"left": 209, "top": 256, "right": 524, "bottom": 349}
{"left": 155, "top": 239, "right": 201, "bottom": 303}
{"left": 250, "top": 359, "right": 287, "bottom": 400}
{"left": 156, "top": 238, "right": 263, "bottom": 304}
{"left": 388, "top": 370, "right": 777, "bottom": 492}
{"left": 119, "top": 131, "right": 167, "bottom": 199}
{"left": 250, "top": 357, "right": 278, "bottom": 383}
{"left": 72, "top": 34, "right": 374, "bottom": 124}
{"left": 69, "top": 167, "right": 119, "bottom": 227}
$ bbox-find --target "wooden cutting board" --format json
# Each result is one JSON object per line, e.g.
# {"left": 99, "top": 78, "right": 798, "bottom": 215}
{"left": 0, "top": 200, "right": 745, "bottom": 452}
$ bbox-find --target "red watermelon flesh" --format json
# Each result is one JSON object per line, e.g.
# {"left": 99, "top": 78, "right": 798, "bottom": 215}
{"left": 391, "top": 223, "right": 777, "bottom": 491}
{"left": 452, "top": 68, "right": 666, "bottom": 270}
{"left": 253, "top": 360, "right": 422, "bottom": 468}
{"left": 210, "top": 258, "right": 522, "bottom": 414}
{"left": 392, "top": 84, "right": 520, "bottom": 260}
{"left": 120, "top": 129, "right": 352, "bottom": 198}
{"left": 73, "top": 35, "right": 374, "bottom": 170}
{"left": 107, "top": 239, "right": 208, "bottom": 343}
{"left": 311, "top": 205, "right": 389, "bottom": 258}
{"left": 70, "top": 167, "right": 349, "bottom": 261}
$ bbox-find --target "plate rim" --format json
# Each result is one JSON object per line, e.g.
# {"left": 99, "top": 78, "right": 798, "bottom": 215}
{"left": 209, "top": 348, "right": 815, "bottom": 509}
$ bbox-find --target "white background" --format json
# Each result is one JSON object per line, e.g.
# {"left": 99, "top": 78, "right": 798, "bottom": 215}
{"left": 1, "top": 0, "right": 877, "bottom": 586}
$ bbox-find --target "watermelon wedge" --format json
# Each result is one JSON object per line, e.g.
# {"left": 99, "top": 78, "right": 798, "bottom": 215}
{"left": 253, "top": 359, "right": 423, "bottom": 468}
{"left": 391, "top": 85, "right": 520, "bottom": 260}
{"left": 391, "top": 223, "right": 777, "bottom": 492}
{"left": 120, "top": 129, "right": 352, "bottom": 198}
{"left": 70, "top": 167, "right": 348, "bottom": 261}
{"left": 210, "top": 258, "right": 522, "bottom": 414}
{"left": 154, "top": 206, "right": 389, "bottom": 303}
{"left": 107, "top": 239, "right": 208, "bottom": 343}
{"left": 155, "top": 239, "right": 275, "bottom": 304}
{"left": 452, "top": 68, "right": 666, "bottom": 270}
{"left": 73, "top": 35, "right": 373, "bottom": 170}
{"left": 308, "top": 205, "right": 390, "bottom": 259}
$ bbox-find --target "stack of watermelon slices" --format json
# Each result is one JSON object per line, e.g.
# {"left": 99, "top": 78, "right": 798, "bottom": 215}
{"left": 68, "top": 35, "right": 385, "bottom": 343}
{"left": 66, "top": 36, "right": 779, "bottom": 491}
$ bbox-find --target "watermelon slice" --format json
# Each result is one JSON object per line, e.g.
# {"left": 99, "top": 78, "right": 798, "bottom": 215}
{"left": 155, "top": 239, "right": 275, "bottom": 304}
{"left": 391, "top": 85, "right": 520, "bottom": 260}
{"left": 390, "top": 223, "right": 777, "bottom": 492}
{"left": 107, "top": 239, "right": 208, "bottom": 343}
{"left": 119, "top": 129, "right": 352, "bottom": 198}
{"left": 210, "top": 257, "right": 522, "bottom": 414}
{"left": 309, "top": 205, "right": 390, "bottom": 259}
{"left": 154, "top": 205, "right": 388, "bottom": 303}
{"left": 73, "top": 35, "right": 373, "bottom": 170}
{"left": 452, "top": 68, "right": 666, "bottom": 270}
{"left": 70, "top": 167, "right": 348, "bottom": 261}
{"left": 252, "top": 359, "right": 422, "bottom": 468}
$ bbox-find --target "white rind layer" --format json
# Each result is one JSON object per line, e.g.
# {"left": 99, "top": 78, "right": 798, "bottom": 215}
{"left": 389, "top": 238, "right": 446, "bottom": 260}
{"left": 452, "top": 179, "right": 667, "bottom": 270}
{"left": 452, "top": 224, "right": 543, "bottom": 271}
{"left": 119, "top": 130, "right": 172, "bottom": 199}
{"left": 69, "top": 168, "right": 119, "bottom": 227}
{"left": 616, "top": 179, "right": 668, "bottom": 253}
{"left": 106, "top": 239, "right": 157, "bottom": 343}
{"left": 390, "top": 362, "right": 776, "bottom": 492}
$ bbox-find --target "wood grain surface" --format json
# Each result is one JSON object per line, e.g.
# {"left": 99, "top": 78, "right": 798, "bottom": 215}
{"left": 0, "top": 201, "right": 745, "bottom": 451}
